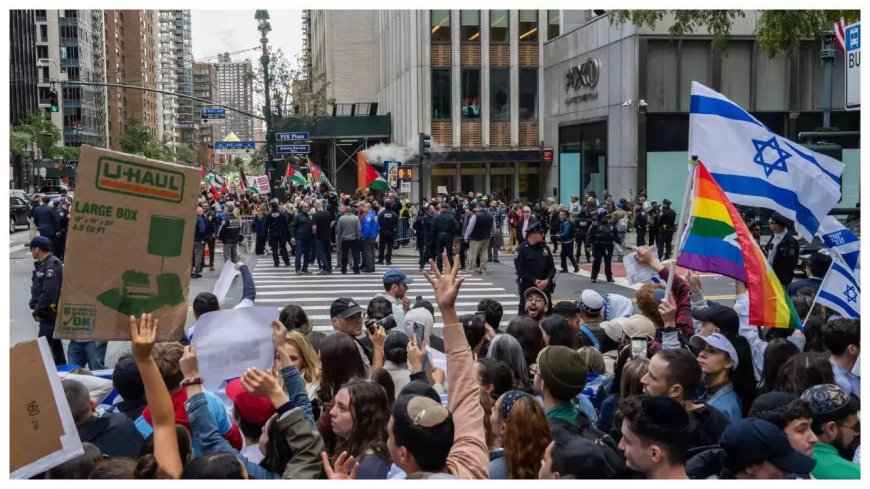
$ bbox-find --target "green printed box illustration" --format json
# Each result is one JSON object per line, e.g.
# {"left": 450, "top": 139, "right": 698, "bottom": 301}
{"left": 59, "top": 304, "right": 96, "bottom": 334}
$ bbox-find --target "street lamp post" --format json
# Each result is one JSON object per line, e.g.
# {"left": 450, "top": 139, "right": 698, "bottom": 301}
{"left": 820, "top": 29, "right": 837, "bottom": 128}
{"left": 255, "top": 10, "right": 277, "bottom": 198}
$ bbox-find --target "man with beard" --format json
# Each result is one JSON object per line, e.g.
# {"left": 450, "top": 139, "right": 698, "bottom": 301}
{"left": 514, "top": 222, "right": 556, "bottom": 314}
{"left": 523, "top": 287, "right": 549, "bottom": 324}
{"left": 801, "top": 384, "right": 860, "bottom": 479}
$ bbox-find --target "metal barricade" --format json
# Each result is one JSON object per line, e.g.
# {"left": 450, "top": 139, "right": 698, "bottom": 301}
{"left": 239, "top": 215, "right": 255, "bottom": 254}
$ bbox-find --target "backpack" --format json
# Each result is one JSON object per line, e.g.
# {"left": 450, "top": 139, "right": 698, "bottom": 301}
{"left": 548, "top": 408, "right": 627, "bottom": 478}
{"left": 616, "top": 215, "right": 629, "bottom": 233}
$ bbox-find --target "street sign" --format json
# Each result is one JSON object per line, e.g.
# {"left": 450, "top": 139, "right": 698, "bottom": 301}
{"left": 201, "top": 108, "right": 226, "bottom": 115}
{"left": 214, "top": 141, "right": 255, "bottom": 150}
{"left": 400, "top": 181, "right": 411, "bottom": 193}
{"left": 276, "top": 132, "right": 309, "bottom": 141}
{"left": 845, "top": 22, "right": 860, "bottom": 111}
{"left": 275, "top": 145, "right": 310, "bottom": 154}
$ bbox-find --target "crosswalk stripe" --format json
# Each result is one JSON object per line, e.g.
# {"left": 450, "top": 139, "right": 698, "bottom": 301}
{"left": 256, "top": 287, "right": 508, "bottom": 296}
{"left": 255, "top": 282, "right": 495, "bottom": 289}
{"left": 253, "top": 294, "right": 519, "bottom": 303}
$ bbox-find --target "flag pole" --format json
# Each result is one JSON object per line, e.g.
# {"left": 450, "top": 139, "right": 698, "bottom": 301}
{"left": 665, "top": 155, "right": 700, "bottom": 299}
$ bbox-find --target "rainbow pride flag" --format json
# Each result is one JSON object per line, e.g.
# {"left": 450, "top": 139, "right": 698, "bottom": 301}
{"left": 677, "top": 162, "right": 800, "bottom": 328}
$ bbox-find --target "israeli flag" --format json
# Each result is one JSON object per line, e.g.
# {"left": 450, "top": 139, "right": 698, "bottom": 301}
{"left": 817, "top": 216, "right": 860, "bottom": 272}
{"left": 816, "top": 255, "right": 860, "bottom": 319}
{"left": 689, "top": 82, "right": 845, "bottom": 241}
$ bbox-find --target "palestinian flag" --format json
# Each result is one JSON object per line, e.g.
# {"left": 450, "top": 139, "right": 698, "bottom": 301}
{"left": 308, "top": 157, "right": 334, "bottom": 190}
{"left": 201, "top": 172, "right": 221, "bottom": 200}
{"left": 362, "top": 159, "right": 390, "bottom": 191}
{"left": 285, "top": 164, "right": 307, "bottom": 186}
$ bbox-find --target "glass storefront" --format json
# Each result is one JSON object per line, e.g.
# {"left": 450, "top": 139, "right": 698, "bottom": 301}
{"left": 558, "top": 120, "right": 607, "bottom": 206}
{"left": 429, "top": 162, "right": 539, "bottom": 201}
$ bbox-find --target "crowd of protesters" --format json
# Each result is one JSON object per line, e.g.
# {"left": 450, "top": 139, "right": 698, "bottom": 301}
{"left": 25, "top": 181, "right": 860, "bottom": 480}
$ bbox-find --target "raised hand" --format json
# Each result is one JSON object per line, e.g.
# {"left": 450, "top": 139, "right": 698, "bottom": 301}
{"left": 321, "top": 451, "right": 359, "bottom": 480}
{"left": 423, "top": 252, "right": 465, "bottom": 310}
{"left": 179, "top": 344, "right": 200, "bottom": 380}
{"left": 271, "top": 320, "right": 288, "bottom": 351}
{"left": 130, "top": 313, "right": 158, "bottom": 363}
{"left": 685, "top": 270, "right": 703, "bottom": 295}
{"left": 241, "top": 367, "right": 284, "bottom": 399}
{"left": 657, "top": 294, "right": 678, "bottom": 327}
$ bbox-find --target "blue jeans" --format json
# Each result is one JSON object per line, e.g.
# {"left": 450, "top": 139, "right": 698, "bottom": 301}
{"left": 315, "top": 238, "right": 332, "bottom": 271}
{"left": 295, "top": 237, "right": 311, "bottom": 271}
{"left": 68, "top": 340, "right": 105, "bottom": 370}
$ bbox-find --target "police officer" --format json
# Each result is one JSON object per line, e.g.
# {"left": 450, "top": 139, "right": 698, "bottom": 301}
{"left": 377, "top": 200, "right": 399, "bottom": 265}
{"left": 54, "top": 199, "right": 70, "bottom": 261}
{"left": 514, "top": 221, "right": 556, "bottom": 314}
{"left": 587, "top": 208, "right": 617, "bottom": 283}
{"left": 434, "top": 203, "right": 458, "bottom": 271}
{"left": 634, "top": 202, "right": 648, "bottom": 247}
{"left": 33, "top": 195, "right": 60, "bottom": 247}
{"left": 202, "top": 202, "right": 218, "bottom": 271}
{"left": 265, "top": 199, "right": 291, "bottom": 267}
{"left": 27, "top": 236, "right": 66, "bottom": 365}
{"left": 217, "top": 203, "right": 242, "bottom": 264}
{"left": 764, "top": 212, "right": 800, "bottom": 287}
{"left": 573, "top": 206, "right": 593, "bottom": 264}
{"left": 647, "top": 201, "right": 661, "bottom": 251}
{"left": 657, "top": 198, "right": 677, "bottom": 260}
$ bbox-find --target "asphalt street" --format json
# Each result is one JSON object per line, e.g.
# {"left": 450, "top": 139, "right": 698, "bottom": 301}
{"left": 9, "top": 226, "right": 736, "bottom": 369}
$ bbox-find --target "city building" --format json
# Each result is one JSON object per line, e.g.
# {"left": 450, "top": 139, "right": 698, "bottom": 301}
{"left": 10, "top": 9, "right": 41, "bottom": 189}
{"left": 57, "top": 10, "right": 109, "bottom": 149}
{"left": 104, "top": 10, "right": 159, "bottom": 151}
{"left": 215, "top": 53, "right": 255, "bottom": 142}
{"left": 193, "top": 61, "right": 218, "bottom": 168}
{"left": 309, "top": 10, "right": 377, "bottom": 104}
{"left": 542, "top": 10, "right": 861, "bottom": 212}
{"left": 157, "top": 9, "right": 194, "bottom": 149}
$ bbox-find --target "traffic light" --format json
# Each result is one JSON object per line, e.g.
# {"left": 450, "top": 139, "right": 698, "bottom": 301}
{"left": 48, "top": 90, "right": 59, "bottom": 113}
{"left": 419, "top": 132, "right": 431, "bottom": 158}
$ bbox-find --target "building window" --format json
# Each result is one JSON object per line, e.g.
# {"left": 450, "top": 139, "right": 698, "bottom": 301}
{"left": 460, "top": 10, "right": 480, "bottom": 42}
{"left": 431, "top": 10, "right": 450, "bottom": 43}
{"left": 490, "top": 10, "right": 509, "bottom": 43}
{"left": 461, "top": 69, "right": 480, "bottom": 118}
{"left": 519, "top": 10, "right": 538, "bottom": 42}
{"left": 547, "top": 10, "right": 560, "bottom": 40}
{"left": 490, "top": 68, "right": 509, "bottom": 120}
{"left": 519, "top": 69, "right": 537, "bottom": 119}
{"left": 432, "top": 68, "right": 451, "bottom": 120}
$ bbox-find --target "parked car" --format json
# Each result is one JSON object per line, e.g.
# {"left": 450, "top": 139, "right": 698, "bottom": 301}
{"left": 10, "top": 195, "right": 29, "bottom": 233}
{"left": 11, "top": 189, "right": 30, "bottom": 203}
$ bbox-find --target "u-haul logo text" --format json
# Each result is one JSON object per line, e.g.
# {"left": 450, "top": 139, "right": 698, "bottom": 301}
{"left": 96, "top": 157, "right": 185, "bottom": 203}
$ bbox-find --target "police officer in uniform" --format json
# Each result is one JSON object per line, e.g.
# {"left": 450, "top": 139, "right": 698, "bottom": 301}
{"left": 33, "top": 195, "right": 60, "bottom": 248}
{"left": 647, "top": 201, "right": 660, "bottom": 251}
{"left": 657, "top": 198, "right": 677, "bottom": 260}
{"left": 54, "top": 199, "right": 70, "bottom": 261}
{"left": 217, "top": 203, "right": 242, "bottom": 264}
{"left": 587, "top": 208, "right": 617, "bottom": 283}
{"left": 764, "top": 212, "right": 800, "bottom": 287}
{"left": 573, "top": 207, "right": 593, "bottom": 264}
{"left": 265, "top": 199, "right": 291, "bottom": 267}
{"left": 377, "top": 201, "right": 399, "bottom": 265}
{"left": 28, "top": 236, "right": 66, "bottom": 365}
{"left": 514, "top": 221, "right": 556, "bottom": 314}
{"left": 634, "top": 201, "right": 648, "bottom": 247}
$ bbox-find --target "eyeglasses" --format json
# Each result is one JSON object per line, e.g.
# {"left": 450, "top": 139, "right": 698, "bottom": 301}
{"left": 526, "top": 296, "right": 546, "bottom": 304}
{"left": 837, "top": 421, "right": 860, "bottom": 432}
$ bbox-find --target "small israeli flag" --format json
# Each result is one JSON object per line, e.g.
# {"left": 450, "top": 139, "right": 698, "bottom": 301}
{"left": 816, "top": 255, "right": 860, "bottom": 319}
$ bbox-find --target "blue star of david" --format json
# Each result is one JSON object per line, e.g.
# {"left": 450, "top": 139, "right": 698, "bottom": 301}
{"left": 752, "top": 137, "right": 792, "bottom": 177}
{"left": 844, "top": 285, "right": 858, "bottom": 304}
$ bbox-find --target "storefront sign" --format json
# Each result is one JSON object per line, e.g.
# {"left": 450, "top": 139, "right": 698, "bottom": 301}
{"left": 564, "top": 57, "right": 600, "bottom": 106}
{"left": 565, "top": 58, "right": 600, "bottom": 91}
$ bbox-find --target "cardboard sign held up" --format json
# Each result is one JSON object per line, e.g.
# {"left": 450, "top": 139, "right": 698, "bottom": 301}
{"left": 56, "top": 146, "right": 200, "bottom": 341}
{"left": 10, "top": 338, "right": 84, "bottom": 478}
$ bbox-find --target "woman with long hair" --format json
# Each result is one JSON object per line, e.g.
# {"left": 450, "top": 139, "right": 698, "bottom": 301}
{"left": 773, "top": 351, "right": 835, "bottom": 396}
{"left": 316, "top": 333, "right": 367, "bottom": 453}
{"left": 328, "top": 379, "right": 392, "bottom": 479}
{"left": 486, "top": 333, "right": 531, "bottom": 391}
{"left": 489, "top": 390, "right": 552, "bottom": 479}
{"left": 505, "top": 316, "right": 546, "bottom": 371}
{"left": 283, "top": 331, "right": 322, "bottom": 414}
{"left": 759, "top": 338, "right": 800, "bottom": 393}
{"left": 691, "top": 334, "right": 756, "bottom": 422}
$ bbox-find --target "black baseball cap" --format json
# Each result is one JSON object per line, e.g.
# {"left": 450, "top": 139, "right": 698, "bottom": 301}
{"left": 26, "top": 236, "right": 52, "bottom": 251}
{"left": 691, "top": 305, "right": 739, "bottom": 337}
{"left": 719, "top": 418, "right": 817, "bottom": 475}
{"left": 329, "top": 297, "right": 363, "bottom": 318}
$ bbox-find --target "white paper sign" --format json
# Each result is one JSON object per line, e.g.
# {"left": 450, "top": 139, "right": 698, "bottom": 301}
{"left": 623, "top": 244, "right": 659, "bottom": 285}
{"left": 437, "top": 186, "right": 448, "bottom": 195}
{"left": 212, "top": 261, "right": 241, "bottom": 304}
{"left": 400, "top": 181, "right": 411, "bottom": 193}
{"left": 192, "top": 306, "right": 278, "bottom": 392}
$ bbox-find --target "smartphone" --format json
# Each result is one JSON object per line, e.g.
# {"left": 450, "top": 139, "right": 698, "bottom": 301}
{"left": 413, "top": 321, "right": 426, "bottom": 346}
{"left": 631, "top": 337, "right": 648, "bottom": 360}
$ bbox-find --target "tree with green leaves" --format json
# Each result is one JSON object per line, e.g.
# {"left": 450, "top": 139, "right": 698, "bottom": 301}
{"left": 118, "top": 118, "right": 199, "bottom": 166}
{"left": 9, "top": 111, "right": 63, "bottom": 159}
{"left": 610, "top": 10, "right": 860, "bottom": 55}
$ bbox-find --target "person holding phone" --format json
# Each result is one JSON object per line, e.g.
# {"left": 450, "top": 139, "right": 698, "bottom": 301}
{"left": 375, "top": 269, "right": 413, "bottom": 328}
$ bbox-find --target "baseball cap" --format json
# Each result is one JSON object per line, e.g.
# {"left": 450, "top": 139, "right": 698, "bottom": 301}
{"left": 603, "top": 314, "right": 656, "bottom": 342}
{"left": 719, "top": 418, "right": 817, "bottom": 475}
{"left": 769, "top": 212, "right": 791, "bottom": 227}
{"left": 330, "top": 297, "right": 364, "bottom": 318}
{"left": 578, "top": 290, "right": 604, "bottom": 316}
{"left": 26, "top": 236, "right": 52, "bottom": 251}
{"left": 383, "top": 268, "right": 413, "bottom": 287}
{"left": 225, "top": 378, "right": 276, "bottom": 426}
{"left": 690, "top": 333, "right": 739, "bottom": 369}
{"left": 550, "top": 432, "right": 609, "bottom": 478}
{"left": 523, "top": 287, "right": 549, "bottom": 308}
{"left": 691, "top": 306, "right": 740, "bottom": 337}
{"left": 750, "top": 391, "right": 799, "bottom": 414}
